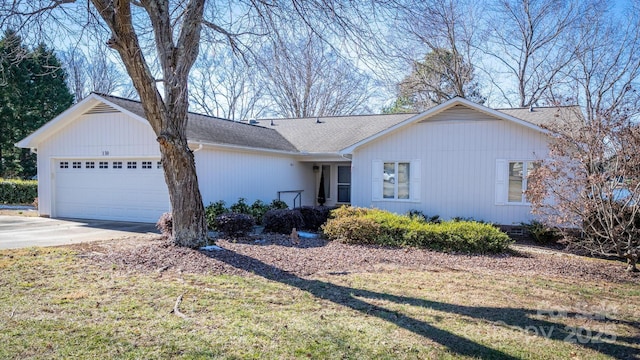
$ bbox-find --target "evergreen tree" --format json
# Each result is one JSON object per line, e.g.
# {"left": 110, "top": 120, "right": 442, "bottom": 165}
{"left": 0, "top": 30, "right": 73, "bottom": 178}
{"left": 384, "top": 48, "right": 484, "bottom": 113}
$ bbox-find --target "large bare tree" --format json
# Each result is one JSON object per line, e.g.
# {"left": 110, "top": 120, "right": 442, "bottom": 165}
{"left": 482, "top": 0, "right": 592, "bottom": 107}
{"left": 189, "top": 45, "right": 266, "bottom": 120}
{"left": 256, "top": 29, "right": 373, "bottom": 118}
{"left": 0, "top": 0, "right": 393, "bottom": 247}
{"left": 61, "top": 45, "right": 133, "bottom": 102}
{"left": 527, "top": 2, "right": 640, "bottom": 271}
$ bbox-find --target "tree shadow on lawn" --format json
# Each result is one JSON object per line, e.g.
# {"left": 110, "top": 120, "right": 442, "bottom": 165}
{"left": 205, "top": 248, "right": 638, "bottom": 359}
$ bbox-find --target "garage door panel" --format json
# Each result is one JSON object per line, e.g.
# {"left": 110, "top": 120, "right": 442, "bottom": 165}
{"left": 55, "top": 159, "right": 170, "bottom": 223}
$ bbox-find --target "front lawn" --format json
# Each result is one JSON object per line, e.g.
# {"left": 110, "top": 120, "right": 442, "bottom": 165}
{"left": 0, "top": 237, "right": 638, "bottom": 359}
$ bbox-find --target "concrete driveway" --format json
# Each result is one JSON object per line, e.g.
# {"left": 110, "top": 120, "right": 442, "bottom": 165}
{"left": 0, "top": 216, "right": 159, "bottom": 250}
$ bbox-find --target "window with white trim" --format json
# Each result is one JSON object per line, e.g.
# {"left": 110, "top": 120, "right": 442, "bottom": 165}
{"left": 72, "top": 161, "right": 82, "bottom": 169}
{"left": 507, "top": 161, "right": 539, "bottom": 203}
{"left": 99, "top": 161, "right": 108, "bottom": 169}
{"left": 496, "top": 160, "right": 540, "bottom": 205}
{"left": 113, "top": 161, "right": 123, "bottom": 169}
{"left": 372, "top": 160, "right": 420, "bottom": 202}
{"left": 127, "top": 161, "right": 137, "bottom": 169}
{"left": 85, "top": 161, "right": 95, "bottom": 169}
{"left": 337, "top": 165, "right": 351, "bottom": 203}
{"left": 59, "top": 161, "right": 68, "bottom": 169}
{"left": 157, "top": 161, "right": 163, "bottom": 169}
{"left": 142, "top": 161, "right": 152, "bottom": 169}
{"left": 383, "top": 162, "right": 410, "bottom": 199}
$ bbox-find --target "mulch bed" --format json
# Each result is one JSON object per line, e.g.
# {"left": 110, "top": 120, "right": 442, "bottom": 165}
{"left": 82, "top": 233, "right": 639, "bottom": 284}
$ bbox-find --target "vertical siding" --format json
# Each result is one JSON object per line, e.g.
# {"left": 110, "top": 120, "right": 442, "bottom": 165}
{"left": 36, "top": 112, "right": 161, "bottom": 216}
{"left": 352, "top": 105, "right": 549, "bottom": 225}
{"left": 195, "top": 148, "right": 315, "bottom": 208}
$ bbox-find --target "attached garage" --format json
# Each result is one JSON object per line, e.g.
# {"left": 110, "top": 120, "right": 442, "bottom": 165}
{"left": 54, "top": 158, "right": 169, "bottom": 222}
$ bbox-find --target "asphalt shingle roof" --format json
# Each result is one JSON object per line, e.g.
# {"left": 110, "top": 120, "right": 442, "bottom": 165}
{"left": 256, "top": 114, "right": 415, "bottom": 153}
{"left": 96, "top": 94, "right": 298, "bottom": 152}
{"left": 95, "top": 93, "right": 579, "bottom": 155}
{"left": 498, "top": 106, "right": 582, "bottom": 128}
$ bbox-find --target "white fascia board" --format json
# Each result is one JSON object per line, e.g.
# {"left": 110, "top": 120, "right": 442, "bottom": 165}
{"left": 15, "top": 94, "right": 103, "bottom": 148}
{"left": 339, "top": 97, "right": 549, "bottom": 155}
{"left": 188, "top": 140, "right": 301, "bottom": 156}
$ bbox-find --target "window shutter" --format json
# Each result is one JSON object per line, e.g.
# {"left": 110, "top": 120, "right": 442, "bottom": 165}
{"left": 410, "top": 159, "right": 421, "bottom": 202}
{"left": 495, "top": 159, "right": 507, "bottom": 205}
{"left": 372, "top": 160, "right": 383, "bottom": 201}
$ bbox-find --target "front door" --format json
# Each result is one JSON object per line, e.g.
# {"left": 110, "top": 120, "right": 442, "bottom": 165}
{"left": 317, "top": 163, "right": 351, "bottom": 206}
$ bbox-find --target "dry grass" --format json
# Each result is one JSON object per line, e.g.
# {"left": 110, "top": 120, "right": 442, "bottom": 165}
{"left": 0, "top": 209, "right": 38, "bottom": 217}
{"left": 0, "top": 238, "right": 638, "bottom": 359}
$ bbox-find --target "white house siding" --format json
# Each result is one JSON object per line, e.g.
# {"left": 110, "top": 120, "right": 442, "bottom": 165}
{"left": 350, "top": 105, "right": 549, "bottom": 225}
{"left": 36, "top": 112, "right": 165, "bottom": 219}
{"left": 195, "top": 147, "right": 315, "bottom": 208}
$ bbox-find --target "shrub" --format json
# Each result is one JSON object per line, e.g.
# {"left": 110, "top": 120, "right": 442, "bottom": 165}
{"left": 230, "top": 197, "right": 251, "bottom": 214}
{"left": 407, "top": 209, "right": 441, "bottom": 224}
{"left": 215, "top": 213, "right": 256, "bottom": 238}
{"left": 205, "top": 200, "right": 228, "bottom": 229}
{"left": 521, "top": 220, "right": 561, "bottom": 244}
{"left": 249, "top": 199, "right": 270, "bottom": 223}
{"left": 0, "top": 178, "right": 37, "bottom": 204}
{"left": 299, "top": 206, "right": 333, "bottom": 231}
{"left": 269, "top": 199, "right": 289, "bottom": 210}
{"left": 322, "top": 215, "right": 382, "bottom": 244}
{"left": 323, "top": 206, "right": 513, "bottom": 253}
{"left": 156, "top": 212, "right": 173, "bottom": 239}
{"left": 263, "top": 208, "right": 304, "bottom": 234}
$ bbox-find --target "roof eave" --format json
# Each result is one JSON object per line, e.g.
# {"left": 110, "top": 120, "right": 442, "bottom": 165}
{"left": 188, "top": 140, "right": 301, "bottom": 156}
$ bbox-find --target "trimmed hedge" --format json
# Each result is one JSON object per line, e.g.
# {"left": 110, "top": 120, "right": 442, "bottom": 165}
{"left": 0, "top": 178, "right": 37, "bottom": 205}
{"left": 322, "top": 206, "right": 513, "bottom": 254}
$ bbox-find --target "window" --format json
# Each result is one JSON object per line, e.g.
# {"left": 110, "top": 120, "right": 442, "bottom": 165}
{"left": 157, "top": 161, "right": 163, "bottom": 169}
{"left": 383, "top": 162, "right": 410, "bottom": 200}
{"left": 508, "top": 161, "right": 538, "bottom": 203}
{"left": 59, "top": 161, "right": 68, "bottom": 169}
{"left": 337, "top": 166, "right": 351, "bottom": 203}
{"left": 142, "top": 161, "right": 152, "bottom": 169}
{"left": 127, "top": 161, "right": 137, "bottom": 169}
{"left": 113, "top": 161, "right": 123, "bottom": 169}
{"left": 85, "top": 161, "right": 95, "bottom": 169}
{"left": 99, "top": 161, "right": 108, "bottom": 169}
{"left": 72, "top": 161, "right": 82, "bottom": 169}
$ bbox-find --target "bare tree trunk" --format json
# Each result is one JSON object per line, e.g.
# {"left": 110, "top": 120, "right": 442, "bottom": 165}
{"left": 90, "top": 0, "right": 208, "bottom": 248}
{"left": 158, "top": 127, "right": 208, "bottom": 248}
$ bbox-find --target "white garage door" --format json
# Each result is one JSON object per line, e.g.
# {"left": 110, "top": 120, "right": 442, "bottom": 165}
{"left": 54, "top": 159, "right": 170, "bottom": 223}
